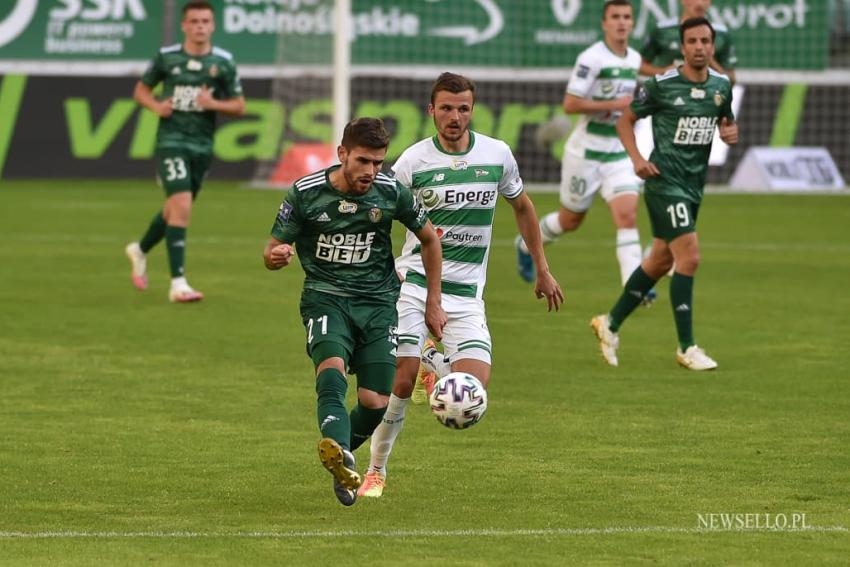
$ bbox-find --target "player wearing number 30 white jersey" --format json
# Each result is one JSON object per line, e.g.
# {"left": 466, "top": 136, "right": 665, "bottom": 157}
{"left": 516, "top": 0, "right": 650, "bottom": 303}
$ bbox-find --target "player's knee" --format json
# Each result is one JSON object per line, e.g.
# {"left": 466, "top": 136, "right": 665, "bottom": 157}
{"left": 677, "top": 253, "right": 700, "bottom": 274}
{"left": 558, "top": 208, "right": 583, "bottom": 231}
{"left": 613, "top": 209, "right": 637, "bottom": 228}
{"left": 357, "top": 388, "right": 389, "bottom": 409}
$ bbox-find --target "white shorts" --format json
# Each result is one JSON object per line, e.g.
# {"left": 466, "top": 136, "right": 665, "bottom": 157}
{"left": 559, "top": 152, "right": 642, "bottom": 213}
{"left": 396, "top": 282, "right": 492, "bottom": 365}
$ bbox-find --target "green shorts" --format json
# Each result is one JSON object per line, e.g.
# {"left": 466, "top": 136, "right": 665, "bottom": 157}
{"left": 155, "top": 149, "right": 212, "bottom": 197}
{"left": 300, "top": 288, "right": 398, "bottom": 377}
{"left": 644, "top": 192, "right": 701, "bottom": 242}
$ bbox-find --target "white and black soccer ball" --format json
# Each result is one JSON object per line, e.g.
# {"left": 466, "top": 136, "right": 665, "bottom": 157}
{"left": 429, "top": 372, "right": 488, "bottom": 430}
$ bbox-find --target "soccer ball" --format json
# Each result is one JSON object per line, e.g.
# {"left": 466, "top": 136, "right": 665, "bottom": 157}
{"left": 429, "top": 372, "right": 488, "bottom": 429}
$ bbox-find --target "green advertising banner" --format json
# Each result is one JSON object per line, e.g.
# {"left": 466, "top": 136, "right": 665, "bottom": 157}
{"left": 210, "top": 0, "right": 828, "bottom": 69}
{"left": 0, "top": 0, "right": 829, "bottom": 69}
{"left": 0, "top": 0, "right": 161, "bottom": 59}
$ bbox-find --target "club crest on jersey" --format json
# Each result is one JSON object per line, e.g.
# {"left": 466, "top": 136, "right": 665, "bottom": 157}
{"left": 714, "top": 92, "right": 725, "bottom": 106}
{"left": 450, "top": 160, "right": 468, "bottom": 171}
{"left": 209, "top": 64, "right": 218, "bottom": 78}
{"left": 368, "top": 208, "right": 382, "bottom": 223}
{"left": 601, "top": 81, "right": 614, "bottom": 95}
{"left": 690, "top": 88, "right": 706, "bottom": 99}
{"left": 338, "top": 200, "right": 358, "bottom": 214}
{"left": 420, "top": 188, "right": 440, "bottom": 208}
{"left": 187, "top": 59, "right": 203, "bottom": 72}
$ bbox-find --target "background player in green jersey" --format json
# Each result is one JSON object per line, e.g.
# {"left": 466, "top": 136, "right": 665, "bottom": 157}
{"left": 263, "top": 118, "right": 446, "bottom": 506}
{"left": 640, "top": 0, "right": 737, "bottom": 84}
{"left": 592, "top": 17, "right": 738, "bottom": 371}
{"left": 125, "top": 1, "right": 245, "bottom": 303}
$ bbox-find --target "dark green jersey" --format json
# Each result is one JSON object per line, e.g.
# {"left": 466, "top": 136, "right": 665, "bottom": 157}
{"left": 141, "top": 44, "right": 243, "bottom": 154}
{"left": 271, "top": 166, "right": 428, "bottom": 298}
{"left": 632, "top": 67, "right": 734, "bottom": 201}
{"left": 640, "top": 19, "right": 737, "bottom": 70}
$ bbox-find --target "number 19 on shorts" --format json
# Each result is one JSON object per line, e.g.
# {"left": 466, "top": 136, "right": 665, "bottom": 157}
{"left": 666, "top": 202, "right": 691, "bottom": 228}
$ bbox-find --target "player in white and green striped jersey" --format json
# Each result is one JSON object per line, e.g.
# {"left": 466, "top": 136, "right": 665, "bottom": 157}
{"left": 516, "top": 0, "right": 651, "bottom": 304}
{"left": 359, "top": 73, "right": 564, "bottom": 498}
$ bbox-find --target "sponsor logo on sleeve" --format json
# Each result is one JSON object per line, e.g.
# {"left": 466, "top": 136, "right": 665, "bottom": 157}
{"left": 277, "top": 201, "right": 293, "bottom": 223}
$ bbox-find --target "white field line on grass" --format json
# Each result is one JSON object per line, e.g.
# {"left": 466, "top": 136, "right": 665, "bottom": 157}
{"left": 0, "top": 526, "right": 846, "bottom": 539}
{"left": 3, "top": 234, "right": 850, "bottom": 254}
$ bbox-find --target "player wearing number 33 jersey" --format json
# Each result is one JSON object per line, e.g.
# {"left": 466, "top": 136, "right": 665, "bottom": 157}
{"left": 124, "top": 1, "right": 245, "bottom": 303}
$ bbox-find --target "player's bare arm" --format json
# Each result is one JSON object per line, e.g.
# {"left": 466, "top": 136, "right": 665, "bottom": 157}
{"left": 195, "top": 85, "right": 246, "bottom": 116}
{"left": 639, "top": 60, "right": 675, "bottom": 77}
{"left": 508, "top": 193, "right": 564, "bottom": 312}
{"left": 616, "top": 106, "right": 660, "bottom": 179}
{"left": 413, "top": 220, "right": 447, "bottom": 340}
{"left": 563, "top": 93, "right": 633, "bottom": 114}
{"left": 718, "top": 117, "right": 738, "bottom": 145}
{"left": 263, "top": 237, "right": 295, "bottom": 270}
{"left": 133, "top": 81, "right": 172, "bottom": 118}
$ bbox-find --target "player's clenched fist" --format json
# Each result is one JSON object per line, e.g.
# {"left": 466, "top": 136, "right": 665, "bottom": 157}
{"left": 265, "top": 243, "right": 295, "bottom": 270}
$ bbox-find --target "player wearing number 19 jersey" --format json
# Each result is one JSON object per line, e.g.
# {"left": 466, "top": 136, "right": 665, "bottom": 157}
{"left": 591, "top": 17, "right": 737, "bottom": 371}
{"left": 124, "top": 1, "right": 244, "bottom": 303}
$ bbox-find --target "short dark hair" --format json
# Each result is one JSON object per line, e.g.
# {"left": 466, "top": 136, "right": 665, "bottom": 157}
{"left": 603, "top": 0, "right": 632, "bottom": 19}
{"left": 182, "top": 1, "right": 214, "bottom": 16}
{"left": 340, "top": 118, "right": 390, "bottom": 150}
{"left": 430, "top": 72, "right": 476, "bottom": 105}
{"left": 680, "top": 16, "right": 715, "bottom": 44}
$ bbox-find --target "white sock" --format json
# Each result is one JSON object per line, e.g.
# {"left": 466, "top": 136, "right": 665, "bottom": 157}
{"left": 170, "top": 276, "right": 188, "bottom": 289}
{"left": 518, "top": 212, "right": 563, "bottom": 254}
{"left": 367, "top": 394, "right": 409, "bottom": 474}
{"left": 616, "top": 228, "right": 643, "bottom": 285}
{"left": 422, "top": 347, "right": 452, "bottom": 378}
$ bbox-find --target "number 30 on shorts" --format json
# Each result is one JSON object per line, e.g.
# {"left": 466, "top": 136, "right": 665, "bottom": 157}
{"left": 666, "top": 202, "right": 691, "bottom": 228}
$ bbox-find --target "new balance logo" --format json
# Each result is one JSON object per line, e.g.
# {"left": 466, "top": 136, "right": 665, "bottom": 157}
{"left": 674, "top": 97, "right": 685, "bottom": 106}
{"left": 629, "top": 290, "right": 644, "bottom": 299}
{"left": 172, "top": 240, "right": 186, "bottom": 248}
{"left": 675, "top": 303, "right": 690, "bottom": 312}
{"left": 320, "top": 415, "right": 340, "bottom": 430}
{"left": 316, "top": 212, "right": 331, "bottom": 222}
{"left": 171, "top": 66, "right": 180, "bottom": 75}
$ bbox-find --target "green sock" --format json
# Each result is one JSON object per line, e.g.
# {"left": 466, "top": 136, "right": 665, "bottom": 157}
{"left": 349, "top": 403, "right": 386, "bottom": 451}
{"left": 139, "top": 211, "right": 166, "bottom": 253}
{"left": 316, "top": 368, "right": 351, "bottom": 451}
{"left": 670, "top": 272, "right": 695, "bottom": 351}
{"left": 608, "top": 267, "right": 658, "bottom": 332}
{"left": 164, "top": 225, "right": 187, "bottom": 278}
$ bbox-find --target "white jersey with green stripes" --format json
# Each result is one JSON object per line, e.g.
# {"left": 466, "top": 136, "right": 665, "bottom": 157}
{"left": 564, "top": 41, "right": 641, "bottom": 161}
{"left": 393, "top": 131, "right": 523, "bottom": 301}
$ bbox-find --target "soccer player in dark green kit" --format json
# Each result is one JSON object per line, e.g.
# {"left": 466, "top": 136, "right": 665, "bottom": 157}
{"left": 591, "top": 17, "right": 738, "bottom": 371}
{"left": 263, "top": 118, "right": 446, "bottom": 506}
{"left": 640, "top": 0, "right": 737, "bottom": 84}
{"left": 125, "top": 1, "right": 245, "bottom": 303}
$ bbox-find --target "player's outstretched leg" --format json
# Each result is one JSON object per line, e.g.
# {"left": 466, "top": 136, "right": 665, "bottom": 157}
{"left": 125, "top": 242, "right": 148, "bottom": 291}
{"left": 411, "top": 339, "right": 437, "bottom": 405}
{"left": 676, "top": 345, "right": 718, "bottom": 371}
{"left": 318, "top": 437, "right": 361, "bottom": 506}
{"left": 590, "top": 314, "right": 620, "bottom": 367}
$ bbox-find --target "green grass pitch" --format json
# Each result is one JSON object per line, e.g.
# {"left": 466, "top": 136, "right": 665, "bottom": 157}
{"left": 1, "top": 180, "right": 848, "bottom": 565}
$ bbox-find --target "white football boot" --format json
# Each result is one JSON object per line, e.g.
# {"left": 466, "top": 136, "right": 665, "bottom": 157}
{"left": 590, "top": 314, "right": 619, "bottom": 367}
{"left": 125, "top": 242, "right": 148, "bottom": 291}
{"left": 676, "top": 345, "right": 718, "bottom": 371}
